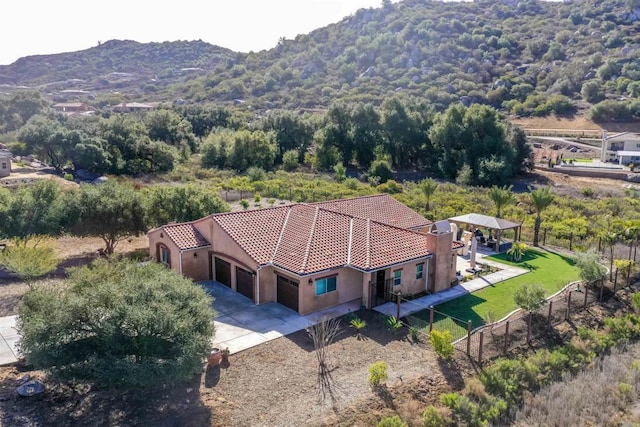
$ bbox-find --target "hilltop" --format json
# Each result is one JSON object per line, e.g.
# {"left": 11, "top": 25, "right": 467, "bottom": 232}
{"left": 0, "top": 0, "right": 638, "bottom": 117}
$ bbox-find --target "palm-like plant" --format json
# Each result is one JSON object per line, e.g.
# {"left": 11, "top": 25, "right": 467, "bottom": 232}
{"left": 506, "top": 241, "right": 528, "bottom": 262}
{"left": 528, "top": 187, "right": 554, "bottom": 247}
{"left": 487, "top": 185, "right": 515, "bottom": 218}
{"left": 419, "top": 178, "right": 439, "bottom": 212}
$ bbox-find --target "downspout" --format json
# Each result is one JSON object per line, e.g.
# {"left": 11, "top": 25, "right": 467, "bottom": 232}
{"left": 424, "top": 258, "right": 430, "bottom": 293}
{"left": 179, "top": 250, "right": 185, "bottom": 274}
{"left": 256, "top": 266, "right": 262, "bottom": 305}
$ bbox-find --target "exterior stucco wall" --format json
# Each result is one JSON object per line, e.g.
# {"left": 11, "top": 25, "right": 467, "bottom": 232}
{"left": 391, "top": 259, "right": 430, "bottom": 296}
{"left": 180, "top": 248, "right": 211, "bottom": 282}
{"left": 426, "top": 231, "right": 455, "bottom": 293}
{"left": 148, "top": 228, "right": 181, "bottom": 273}
{"left": 298, "top": 267, "right": 364, "bottom": 315}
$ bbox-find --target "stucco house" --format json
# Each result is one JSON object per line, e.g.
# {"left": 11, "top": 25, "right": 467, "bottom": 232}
{"left": 0, "top": 150, "right": 12, "bottom": 178}
{"left": 112, "top": 102, "right": 155, "bottom": 113}
{"left": 148, "top": 194, "right": 462, "bottom": 315}
{"left": 601, "top": 131, "right": 640, "bottom": 165}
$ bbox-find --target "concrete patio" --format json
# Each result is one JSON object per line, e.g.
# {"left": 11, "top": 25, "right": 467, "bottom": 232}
{"left": 0, "top": 315, "right": 19, "bottom": 365}
{"left": 374, "top": 252, "right": 529, "bottom": 318}
{"left": 202, "top": 281, "right": 361, "bottom": 355}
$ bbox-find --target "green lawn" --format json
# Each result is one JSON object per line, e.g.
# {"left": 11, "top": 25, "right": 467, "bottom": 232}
{"left": 409, "top": 249, "right": 580, "bottom": 334}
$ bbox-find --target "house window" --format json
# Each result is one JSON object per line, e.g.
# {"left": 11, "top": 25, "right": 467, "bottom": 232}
{"left": 315, "top": 276, "right": 337, "bottom": 296}
{"left": 159, "top": 245, "right": 170, "bottom": 266}
{"left": 1, "top": 162, "right": 6, "bottom": 169}
{"left": 393, "top": 270, "right": 402, "bottom": 286}
{"left": 416, "top": 264, "right": 424, "bottom": 280}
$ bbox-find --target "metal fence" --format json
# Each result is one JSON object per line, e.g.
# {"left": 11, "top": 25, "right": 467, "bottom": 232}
{"left": 407, "top": 278, "right": 622, "bottom": 365}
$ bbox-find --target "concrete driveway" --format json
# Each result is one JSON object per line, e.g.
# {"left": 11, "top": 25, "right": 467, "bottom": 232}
{"left": 201, "top": 281, "right": 359, "bottom": 354}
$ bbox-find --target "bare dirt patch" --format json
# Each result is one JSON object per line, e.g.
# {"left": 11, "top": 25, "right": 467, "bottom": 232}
{"left": 0, "top": 310, "right": 470, "bottom": 427}
{"left": 0, "top": 165, "right": 78, "bottom": 190}
{"left": 0, "top": 236, "right": 149, "bottom": 317}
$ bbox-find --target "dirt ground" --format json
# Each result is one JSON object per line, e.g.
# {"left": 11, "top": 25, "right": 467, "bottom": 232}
{"left": 511, "top": 116, "right": 640, "bottom": 133}
{"left": 0, "top": 236, "right": 149, "bottom": 317}
{"left": 0, "top": 284, "right": 633, "bottom": 427}
{"left": 0, "top": 165, "right": 78, "bottom": 190}
{"left": 0, "top": 310, "right": 472, "bottom": 427}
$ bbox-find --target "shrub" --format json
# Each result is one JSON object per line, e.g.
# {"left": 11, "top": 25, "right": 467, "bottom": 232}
{"left": 506, "top": 241, "right": 528, "bottom": 262}
{"left": 344, "top": 177, "right": 360, "bottom": 190}
{"left": 63, "top": 173, "right": 74, "bottom": 181}
{"left": 368, "top": 360, "right": 388, "bottom": 389}
{"left": 430, "top": 329, "right": 455, "bottom": 360}
{"left": 350, "top": 316, "right": 367, "bottom": 337}
{"left": 377, "top": 180, "right": 403, "bottom": 194}
{"left": 282, "top": 149, "right": 299, "bottom": 172}
{"left": 514, "top": 283, "right": 546, "bottom": 313}
{"left": 240, "top": 199, "right": 250, "bottom": 210}
{"left": 386, "top": 316, "right": 403, "bottom": 334}
{"left": 333, "top": 163, "right": 347, "bottom": 183}
{"left": 246, "top": 166, "right": 266, "bottom": 182}
{"left": 377, "top": 415, "right": 407, "bottom": 427}
{"left": 254, "top": 193, "right": 261, "bottom": 204}
{"left": 422, "top": 405, "right": 450, "bottom": 427}
{"left": 369, "top": 159, "right": 393, "bottom": 184}
{"left": 581, "top": 187, "right": 594, "bottom": 198}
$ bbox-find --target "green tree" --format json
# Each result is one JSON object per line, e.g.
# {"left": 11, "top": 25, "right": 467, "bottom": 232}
{"left": 419, "top": 178, "right": 439, "bottom": 212}
{"left": 430, "top": 329, "right": 455, "bottom": 360}
{"left": 145, "top": 185, "right": 229, "bottom": 227}
{"left": 18, "top": 259, "right": 215, "bottom": 388}
{"left": 514, "top": 283, "right": 546, "bottom": 313}
{"left": 487, "top": 185, "right": 514, "bottom": 218}
{"left": 282, "top": 149, "right": 299, "bottom": 172}
{"left": 528, "top": 187, "right": 554, "bottom": 247}
{"left": 369, "top": 159, "right": 394, "bottom": 184}
{"left": 0, "top": 238, "right": 59, "bottom": 289}
{"left": 0, "top": 180, "right": 69, "bottom": 239}
{"left": 68, "top": 182, "right": 147, "bottom": 254}
{"left": 261, "top": 110, "right": 314, "bottom": 163}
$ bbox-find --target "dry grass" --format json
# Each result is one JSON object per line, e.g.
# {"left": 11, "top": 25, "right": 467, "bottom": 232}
{"left": 516, "top": 344, "right": 640, "bottom": 426}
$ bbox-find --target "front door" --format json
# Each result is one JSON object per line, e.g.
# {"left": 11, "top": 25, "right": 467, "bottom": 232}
{"left": 375, "top": 270, "right": 386, "bottom": 305}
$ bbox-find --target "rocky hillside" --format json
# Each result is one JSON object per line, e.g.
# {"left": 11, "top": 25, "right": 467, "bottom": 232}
{"left": 0, "top": 0, "right": 639, "bottom": 115}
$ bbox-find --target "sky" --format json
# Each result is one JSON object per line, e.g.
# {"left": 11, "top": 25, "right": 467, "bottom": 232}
{"left": 1, "top": 0, "right": 395, "bottom": 66}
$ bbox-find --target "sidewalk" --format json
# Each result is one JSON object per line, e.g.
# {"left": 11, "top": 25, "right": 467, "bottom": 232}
{"left": 0, "top": 315, "right": 19, "bottom": 365}
{"left": 373, "top": 257, "right": 529, "bottom": 318}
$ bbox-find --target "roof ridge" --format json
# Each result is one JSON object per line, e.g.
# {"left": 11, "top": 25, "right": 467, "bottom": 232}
{"left": 309, "top": 193, "right": 391, "bottom": 206}
{"left": 366, "top": 218, "right": 371, "bottom": 269}
{"left": 209, "top": 204, "right": 292, "bottom": 219}
{"left": 271, "top": 207, "right": 292, "bottom": 263}
{"left": 347, "top": 218, "right": 354, "bottom": 266}
{"left": 300, "top": 206, "right": 320, "bottom": 273}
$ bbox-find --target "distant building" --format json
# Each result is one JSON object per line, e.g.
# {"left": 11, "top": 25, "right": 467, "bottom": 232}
{"left": 112, "top": 102, "right": 155, "bottom": 113}
{"left": 0, "top": 150, "right": 12, "bottom": 178}
{"left": 601, "top": 131, "right": 640, "bottom": 165}
{"left": 53, "top": 102, "right": 93, "bottom": 113}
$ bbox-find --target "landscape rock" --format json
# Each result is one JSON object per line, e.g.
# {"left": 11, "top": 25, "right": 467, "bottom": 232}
{"left": 16, "top": 380, "right": 45, "bottom": 397}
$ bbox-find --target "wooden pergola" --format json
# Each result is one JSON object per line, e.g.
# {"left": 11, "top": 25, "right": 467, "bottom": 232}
{"left": 448, "top": 213, "right": 522, "bottom": 252}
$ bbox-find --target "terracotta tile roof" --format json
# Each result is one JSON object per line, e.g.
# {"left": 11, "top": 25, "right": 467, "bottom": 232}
{"left": 163, "top": 223, "right": 210, "bottom": 250}
{"left": 211, "top": 200, "right": 432, "bottom": 275}
{"left": 212, "top": 206, "right": 291, "bottom": 265}
{"left": 452, "top": 240, "right": 465, "bottom": 250}
{"left": 311, "top": 194, "right": 431, "bottom": 230}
